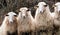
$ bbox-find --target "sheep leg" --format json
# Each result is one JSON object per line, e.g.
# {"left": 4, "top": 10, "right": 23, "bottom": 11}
{"left": 35, "top": 30, "right": 47, "bottom": 35}
{"left": 58, "top": 30, "right": 60, "bottom": 35}
{"left": 36, "top": 31, "right": 40, "bottom": 35}
{"left": 31, "top": 31, "right": 36, "bottom": 35}
{"left": 35, "top": 30, "right": 41, "bottom": 35}
{"left": 32, "top": 31, "right": 38, "bottom": 35}
{"left": 53, "top": 26, "right": 59, "bottom": 35}
{"left": 39, "top": 30, "right": 47, "bottom": 35}
{"left": 47, "top": 31, "right": 52, "bottom": 35}
{"left": 31, "top": 32, "right": 34, "bottom": 35}
{"left": 42, "top": 30, "right": 47, "bottom": 35}
{"left": 37, "top": 31, "right": 46, "bottom": 35}
{"left": 18, "top": 31, "right": 22, "bottom": 35}
{"left": 42, "top": 32, "right": 47, "bottom": 35}
{"left": 39, "top": 31, "right": 42, "bottom": 35}
{"left": 39, "top": 31, "right": 43, "bottom": 35}
{"left": 18, "top": 32, "right": 20, "bottom": 35}
{"left": 55, "top": 28, "right": 60, "bottom": 35}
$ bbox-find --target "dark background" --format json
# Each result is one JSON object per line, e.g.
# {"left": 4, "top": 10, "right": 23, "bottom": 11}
{"left": 0, "top": 0, "right": 60, "bottom": 25}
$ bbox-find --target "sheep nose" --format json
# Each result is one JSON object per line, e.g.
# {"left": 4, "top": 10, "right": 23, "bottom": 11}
{"left": 10, "top": 22, "right": 13, "bottom": 23}
{"left": 23, "top": 16, "right": 25, "bottom": 19}
{"left": 9, "top": 21, "right": 13, "bottom": 24}
{"left": 40, "top": 11, "right": 43, "bottom": 13}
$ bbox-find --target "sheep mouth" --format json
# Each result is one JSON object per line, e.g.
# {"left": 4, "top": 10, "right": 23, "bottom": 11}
{"left": 40, "top": 11, "right": 45, "bottom": 14}
{"left": 7, "top": 30, "right": 17, "bottom": 35}
{"left": 22, "top": 16, "right": 27, "bottom": 19}
{"left": 9, "top": 21, "right": 16, "bottom": 25}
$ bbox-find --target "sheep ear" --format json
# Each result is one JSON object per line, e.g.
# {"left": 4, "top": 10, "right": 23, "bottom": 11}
{"left": 34, "top": 5, "right": 39, "bottom": 9}
{"left": 19, "top": 9, "right": 21, "bottom": 12}
{"left": 28, "top": 8, "right": 31, "bottom": 11}
{"left": 14, "top": 12, "right": 18, "bottom": 15}
{"left": 44, "top": 5, "right": 47, "bottom": 7}
{"left": 5, "top": 14, "right": 9, "bottom": 16}
{"left": 14, "top": 15, "right": 17, "bottom": 17}
{"left": 52, "top": 5, "right": 56, "bottom": 7}
{"left": 27, "top": 9, "right": 30, "bottom": 11}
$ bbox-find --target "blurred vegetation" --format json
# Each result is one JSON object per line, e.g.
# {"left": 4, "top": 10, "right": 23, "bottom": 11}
{"left": 0, "top": 0, "right": 60, "bottom": 25}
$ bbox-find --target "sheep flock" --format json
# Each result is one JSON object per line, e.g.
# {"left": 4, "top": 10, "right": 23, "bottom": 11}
{"left": 0, "top": 2, "right": 60, "bottom": 35}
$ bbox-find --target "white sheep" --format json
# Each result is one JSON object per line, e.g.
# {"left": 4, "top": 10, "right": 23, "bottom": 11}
{"left": 17, "top": 7, "right": 35, "bottom": 35}
{"left": 0, "top": 12, "right": 18, "bottom": 35}
{"left": 52, "top": 2, "right": 60, "bottom": 35}
{"left": 35, "top": 2, "right": 53, "bottom": 35}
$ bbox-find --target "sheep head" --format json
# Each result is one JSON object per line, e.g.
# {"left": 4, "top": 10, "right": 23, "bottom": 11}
{"left": 53, "top": 2, "right": 60, "bottom": 14}
{"left": 5, "top": 12, "right": 17, "bottom": 25}
{"left": 35, "top": 2, "right": 48, "bottom": 14}
{"left": 19, "top": 7, "right": 30, "bottom": 19}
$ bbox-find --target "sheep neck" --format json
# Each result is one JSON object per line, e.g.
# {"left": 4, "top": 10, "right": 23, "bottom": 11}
{"left": 37, "top": 6, "right": 51, "bottom": 21}
{"left": 54, "top": 11, "right": 60, "bottom": 19}
{"left": 55, "top": 11, "right": 60, "bottom": 21}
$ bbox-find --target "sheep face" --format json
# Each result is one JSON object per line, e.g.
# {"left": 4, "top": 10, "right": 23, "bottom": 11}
{"left": 54, "top": 2, "right": 60, "bottom": 13}
{"left": 20, "top": 7, "right": 30, "bottom": 19}
{"left": 5, "top": 12, "right": 17, "bottom": 24}
{"left": 36, "top": 2, "right": 47, "bottom": 13}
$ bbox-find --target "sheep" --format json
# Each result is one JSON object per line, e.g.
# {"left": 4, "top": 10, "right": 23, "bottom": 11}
{"left": 34, "top": 2, "right": 53, "bottom": 35}
{"left": 17, "top": 7, "right": 35, "bottom": 35}
{"left": 0, "top": 12, "right": 18, "bottom": 35}
{"left": 52, "top": 2, "right": 60, "bottom": 35}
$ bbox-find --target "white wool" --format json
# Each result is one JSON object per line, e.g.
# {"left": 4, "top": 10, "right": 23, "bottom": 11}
{"left": 35, "top": 2, "right": 53, "bottom": 30}
{"left": 53, "top": 2, "right": 60, "bottom": 27}
{"left": 17, "top": 7, "right": 35, "bottom": 35}
{"left": 0, "top": 12, "right": 17, "bottom": 35}
{"left": 53, "top": 2, "right": 60, "bottom": 35}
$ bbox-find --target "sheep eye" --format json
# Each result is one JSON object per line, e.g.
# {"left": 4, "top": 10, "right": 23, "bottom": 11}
{"left": 19, "top": 11, "right": 21, "bottom": 12}
{"left": 6, "top": 14, "right": 9, "bottom": 16}
{"left": 44, "top": 5, "right": 47, "bottom": 7}
{"left": 36, "top": 6, "right": 39, "bottom": 8}
{"left": 14, "top": 15, "right": 17, "bottom": 17}
{"left": 54, "top": 5, "right": 57, "bottom": 7}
